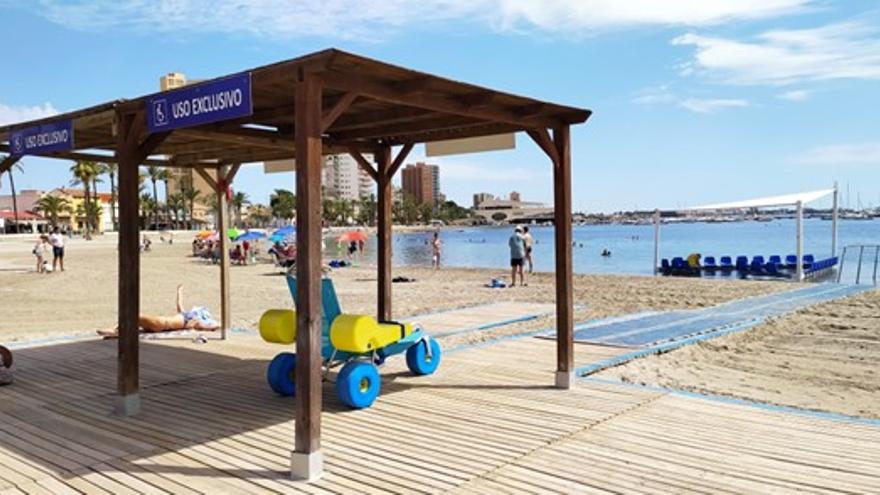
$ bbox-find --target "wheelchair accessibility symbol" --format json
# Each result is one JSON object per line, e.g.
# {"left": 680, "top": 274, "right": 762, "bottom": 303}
{"left": 11, "top": 134, "right": 24, "bottom": 154}
{"left": 152, "top": 99, "right": 169, "bottom": 127}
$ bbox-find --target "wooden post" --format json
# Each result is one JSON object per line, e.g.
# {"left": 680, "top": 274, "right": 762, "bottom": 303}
{"left": 552, "top": 126, "right": 574, "bottom": 389}
{"left": 292, "top": 72, "right": 324, "bottom": 481}
{"left": 217, "top": 166, "right": 231, "bottom": 340}
{"left": 376, "top": 146, "right": 393, "bottom": 322}
{"left": 116, "top": 112, "right": 141, "bottom": 416}
{"left": 113, "top": 111, "right": 170, "bottom": 415}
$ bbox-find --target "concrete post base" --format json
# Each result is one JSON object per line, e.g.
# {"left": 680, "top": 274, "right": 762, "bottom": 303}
{"left": 555, "top": 370, "right": 574, "bottom": 390}
{"left": 114, "top": 393, "right": 141, "bottom": 416}
{"left": 291, "top": 450, "right": 323, "bottom": 482}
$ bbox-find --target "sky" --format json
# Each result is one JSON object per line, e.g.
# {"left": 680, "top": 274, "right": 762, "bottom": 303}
{"left": 0, "top": 0, "right": 878, "bottom": 213}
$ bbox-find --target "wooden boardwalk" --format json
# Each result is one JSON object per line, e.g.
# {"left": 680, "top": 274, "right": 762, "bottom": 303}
{"left": 1, "top": 330, "right": 878, "bottom": 493}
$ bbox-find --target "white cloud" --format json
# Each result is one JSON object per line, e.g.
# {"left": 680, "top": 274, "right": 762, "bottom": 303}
{"left": 0, "top": 102, "right": 59, "bottom": 126}
{"left": 777, "top": 89, "right": 810, "bottom": 101}
{"left": 679, "top": 98, "right": 748, "bottom": 113}
{"left": 25, "top": 0, "right": 813, "bottom": 39}
{"left": 632, "top": 87, "right": 748, "bottom": 113}
{"left": 673, "top": 21, "right": 880, "bottom": 85}
{"left": 795, "top": 143, "right": 880, "bottom": 165}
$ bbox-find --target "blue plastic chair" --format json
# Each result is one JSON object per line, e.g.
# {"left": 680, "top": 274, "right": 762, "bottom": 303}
{"left": 735, "top": 256, "right": 749, "bottom": 272}
{"left": 719, "top": 256, "right": 734, "bottom": 271}
{"left": 768, "top": 255, "right": 782, "bottom": 269}
{"left": 752, "top": 255, "right": 766, "bottom": 266}
{"left": 660, "top": 259, "right": 671, "bottom": 275}
{"left": 750, "top": 259, "right": 766, "bottom": 275}
{"left": 785, "top": 255, "right": 798, "bottom": 269}
{"left": 703, "top": 256, "right": 718, "bottom": 271}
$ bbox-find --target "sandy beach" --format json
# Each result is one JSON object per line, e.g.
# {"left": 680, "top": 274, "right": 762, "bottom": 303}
{"left": 601, "top": 288, "right": 880, "bottom": 419}
{"left": 0, "top": 232, "right": 782, "bottom": 346}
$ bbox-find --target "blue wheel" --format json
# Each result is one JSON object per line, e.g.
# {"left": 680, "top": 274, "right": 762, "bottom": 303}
{"left": 406, "top": 338, "right": 441, "bottom": 376}
{"left": 336, "top": 361, "right": 381, "bottom": 409}
{"left": 267, "top": 352, "right": 296, "bottom": 396}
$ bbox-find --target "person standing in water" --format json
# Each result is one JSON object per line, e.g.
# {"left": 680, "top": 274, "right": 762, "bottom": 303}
{"left": 431, "top": 231, "right": 442, "bottom": 270}
{"left": 521, "top": 226, "right": 534, "bottom": 273}
{"left": 509, "top": 226, "right": 527, "bottom": 287}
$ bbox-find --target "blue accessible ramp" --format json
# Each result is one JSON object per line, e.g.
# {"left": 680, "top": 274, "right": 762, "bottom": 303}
{"left": 570, "top": 283, "right": 871, "bottom": 348}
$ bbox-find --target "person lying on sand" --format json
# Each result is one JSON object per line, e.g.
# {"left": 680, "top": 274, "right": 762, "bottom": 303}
{"left": 98, "top": 285, "right": 220, "bottom": 338}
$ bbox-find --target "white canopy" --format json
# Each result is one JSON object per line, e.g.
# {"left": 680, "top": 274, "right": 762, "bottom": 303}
{"left": 685, "top": 189, "right": 835, "bottom": 212}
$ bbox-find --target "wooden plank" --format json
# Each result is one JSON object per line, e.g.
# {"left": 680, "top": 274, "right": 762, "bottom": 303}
{"left": 294, "top": 73, "right": 324, "bottom": 456}
{"left": 553, "top": 126, "right": 573, "bottom": 377}
{"left": 375, "top": 146, "right": 392, "bottom": 321}
{"left": 193, "top": 167, "right": 219, "bottom": 191}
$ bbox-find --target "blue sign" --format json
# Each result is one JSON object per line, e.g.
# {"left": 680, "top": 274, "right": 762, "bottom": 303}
{"left": 147, "top": 73, "right": 253, "bottom": 133}
{"left": 10, "top": 120, "right": 74, "bottom": 156}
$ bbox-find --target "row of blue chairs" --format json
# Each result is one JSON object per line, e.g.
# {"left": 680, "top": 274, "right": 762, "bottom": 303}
{"left": 660, "top": 254, "right": 833, "bottom": 277}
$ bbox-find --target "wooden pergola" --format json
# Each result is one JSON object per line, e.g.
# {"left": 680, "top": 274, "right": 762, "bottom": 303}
{"left": 0, "top": 49, "right": 591, "bottom": 480}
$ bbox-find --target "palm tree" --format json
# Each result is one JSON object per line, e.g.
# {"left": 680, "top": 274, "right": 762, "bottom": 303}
{"left": 166, "top": 192, "right": 185, "bottom": 230}
{"left": 246, "top": 204, "right": 272, "bottom": 227}
{"left": 2, "top": 159, "right": 24, "bottom": 232}
{"left": 70, "top": 161, "right": 99, "bottom": 235}
{"left": 139, "top": 193, "right": 157, "bottom": 229}
{"left": 104, "top": 163, "right": 118, "bottom": 231}
{"left": 270, "top": 189, "right": 296, "bottom": 220}
{"left": 182, "top": 186, "right": 201, "bottom": 230}
{"left": 35, "top": 195, "right": 72, "bottom": 229}
{"left": 231, "top": 191, "right": 250, "bottom": 227}
{"left": 142, "top": 165, "right": 169, "bottom": 230}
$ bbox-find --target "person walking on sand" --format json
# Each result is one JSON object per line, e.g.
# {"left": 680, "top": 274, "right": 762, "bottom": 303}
{"left": 509, "top": 226, "right": 527, "bottom": 287}
{"left": 49, "top": 227, "right": 65, "bottom": 272}
{"left": 522, "top": 226, "right": 534, "bottom": 273}
{"left": 431, "top": 231, "right": 442, "bottom": 270}
{"left": 32, "top": 235, "right": 49, "bottom": 274}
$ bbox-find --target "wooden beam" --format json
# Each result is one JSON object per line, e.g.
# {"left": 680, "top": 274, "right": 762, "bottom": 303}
{"left": 320, "top": 71, "right": 570, "bottom": 129}
{"left": 0, "top": 155, "right": 21, "bottom": 175}
{"left": 330, "top": 114, "right": 485, "bottom": 142}
{"left": 382, "top": 122, "right": 522, "bottom": 146}
{"left": 321, "top": 92, "right": 358, "bottom": 132}
{"left": 293, "top": 73, "right": 324, "bottom": 480}
{"left": 217, "top": 165, "right": 232, "bottom": 341}
{"left": 194, "top": 167, "right": 219, "bottom": 191}
{"left": 552, "top": 126, "right": 573, "bottom": 389}
{"left": 0, "top": 145, "right": 169, "bottom": 166}
{"left": 346, "top": 148, "right": 379, "bottom": 182}
{"left": 386, "top": 143, "right": 415, "bottom": 180}
{"left": 175, "top": 127, "right": 294, "bottom": 151}
{"left": 225, "top": 163, "right": 242, "bottom": 183}
{"left": 330, "top": 106, "right": 434, "bottom": 133}
{"left": 526, "top": 128, "right": 559, "bottom": 166}
{"left": 376, "top": 146, "right": 393, "bottom": 322}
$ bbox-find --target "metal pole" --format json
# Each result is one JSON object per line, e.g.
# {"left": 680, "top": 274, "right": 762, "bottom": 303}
{"left": 832, "top": 181, "right": 839, "bottom": 257}
{"left": 856, "top": 245, "right": 865, "bottom": 285}
{"left": 796, "top": 201, "right": 804, "bottom": 282}
{"left": 873, "top": 246, "right": 879, "bottom": 286}
{"left": 653, "top": 209, "right": 660, "bottom": 276}
{"left": 837, "top": 246, "right": 847, "bottom": 283}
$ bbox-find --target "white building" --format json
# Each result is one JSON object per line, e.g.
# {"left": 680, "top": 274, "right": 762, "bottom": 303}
{"left": 323, "top": 154, "right": 375, "bottom": 201}
{"left": 472, "top": 191, "right": 553, "bottom": 224}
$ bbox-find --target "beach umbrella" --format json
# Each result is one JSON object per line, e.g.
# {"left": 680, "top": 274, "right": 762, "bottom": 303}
{"left": 272, "top": 225, "right": 296, "bottom": 237}
{"left": 338, "top": 231, "right": 368, "bottom": 243}
{"left": 227, "top": 227, "right": 240, "bottom": 240}
{"left": 235, "top": 231, "right": 266, "bottom": 242}
{"left": 195, "top": 230, "right": 214, "bottom": 239}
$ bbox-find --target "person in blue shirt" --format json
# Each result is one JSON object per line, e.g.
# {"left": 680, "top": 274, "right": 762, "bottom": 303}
{"left": 509, "top": 226, "right": 527, "bottom": 287}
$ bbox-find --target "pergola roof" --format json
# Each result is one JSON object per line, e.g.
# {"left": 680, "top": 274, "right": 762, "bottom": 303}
{"left": 0, "top": 49, "right": 591, "bottom": 167}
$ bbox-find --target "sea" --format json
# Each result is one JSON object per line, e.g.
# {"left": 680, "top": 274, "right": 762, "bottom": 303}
{"left": 346, "top": 219, "right": 880, "bottom": 277}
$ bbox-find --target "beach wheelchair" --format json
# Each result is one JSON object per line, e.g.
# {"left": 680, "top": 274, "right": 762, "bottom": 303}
{"left": 259, "top": 276, "right": 441, "bottom": 409}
